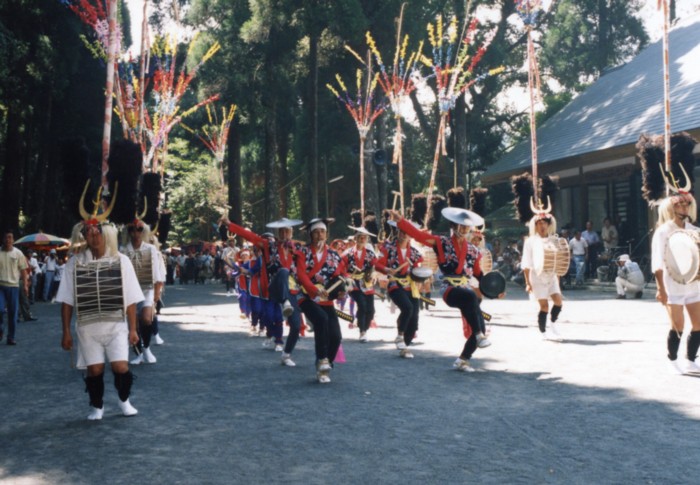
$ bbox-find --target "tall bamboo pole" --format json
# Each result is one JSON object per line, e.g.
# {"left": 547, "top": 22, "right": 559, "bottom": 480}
{"left": 661, "top": 0, "right": 672, "bottom": 173}
{"left": 138, "top": 0, "right": 149, "bottom": 154}
{"left": 527, "top": 29, "right": 540, "bottom": 205}
{"left": 102, "top": 0, "right": 118, "bottom": 186}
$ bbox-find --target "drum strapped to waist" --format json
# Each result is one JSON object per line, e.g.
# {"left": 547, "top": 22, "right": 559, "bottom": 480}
{"left": 480, "top": 272, "right": 506, "bottom": 299}
{"left": 74, "top": 257, "right": 125, "bottom": 326}
{"left": 128, "top": 248, "right": 154, "bottom": 289}
{"left": 665, "top": 229, "right": 700, "bottom": 284}
{"left": 532, "top": 236, "right": 570, "bottom": 277}
{"left": 409, "top": 267, "right": 433, "bottom": 283}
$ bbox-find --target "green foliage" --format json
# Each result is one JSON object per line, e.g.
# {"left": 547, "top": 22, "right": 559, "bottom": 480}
{"left": 165, "top": 137, "right": 228, "bottom": 244}
{"left": 540, "top": 0, "right": 648, "bottom": 91}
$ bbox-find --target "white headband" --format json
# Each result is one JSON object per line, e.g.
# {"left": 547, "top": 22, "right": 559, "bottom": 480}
{"left": 309, "top": 221, "right": 327, "bottom": 233}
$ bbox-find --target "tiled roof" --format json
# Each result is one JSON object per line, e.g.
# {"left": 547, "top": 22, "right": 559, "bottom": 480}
{"left": 483, "top": 13, "right": 700, "bottom": 182}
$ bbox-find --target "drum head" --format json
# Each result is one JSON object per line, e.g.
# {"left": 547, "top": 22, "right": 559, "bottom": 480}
{"left": 480, "top": 272, "right": 506, "bottom": 299}
{"left": 410, "top": 267, "right": 433, "bottom": 282}
{"left": 666, "top": 231, "right": 700, "bottom": 284}
{"left": 531, "top": 237, "right": 545, "bottom": 275}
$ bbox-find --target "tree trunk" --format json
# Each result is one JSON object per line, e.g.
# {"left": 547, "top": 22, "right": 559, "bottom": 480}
{"left": 277, "top": 129, "right": 290, "bottom": 217}
{"left": 308, "top": 30, "right": 319, "bottom": 219}
{"left": 597, "top": 0, "right": 609, "bottom": 73}
{"left": 263, "top": 96, "right": 278, "bottom": 223}
{"left": 227, "top": 117, "right": 242, "bottom": 225}
{"left": 1, "top": 104, "right": 25, "bottom": 231}
{"left": 409, "top": 89, "right": 432, "bottom": 135}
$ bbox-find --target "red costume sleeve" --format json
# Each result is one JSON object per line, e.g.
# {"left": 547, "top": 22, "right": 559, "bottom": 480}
{"left": 227, "top": 222, "right": 268, "bottom": 250}
{"left": 397, "top": 218, "right": 444, "bottom": 263}
{"left": 295, "top": 250, "right": 318, "bottom": 298}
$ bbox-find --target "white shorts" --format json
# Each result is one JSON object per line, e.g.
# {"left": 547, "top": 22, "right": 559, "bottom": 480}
{"left": 76, "top": 325, "right": 129, "bottom": 368}
{"left": 667, "top": 292, "right": 700, "bottom": 306}
{"left": 529, "top": 273, "right": 561, "bottom": 300}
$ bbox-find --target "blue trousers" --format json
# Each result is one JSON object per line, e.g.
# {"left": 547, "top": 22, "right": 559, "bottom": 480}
{"left": 0, "top": 285, "right": 19, "bottom": 341}
{"left": 268, "top": 269, "right": 302, "bottom": 354}
{"left": 43, "top": 271, "right": 55, "bottom": 301}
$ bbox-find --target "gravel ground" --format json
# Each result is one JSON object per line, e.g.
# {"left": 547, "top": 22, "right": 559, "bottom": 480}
{"left": 2, "top": 282, "right": 700, "bottom": 484}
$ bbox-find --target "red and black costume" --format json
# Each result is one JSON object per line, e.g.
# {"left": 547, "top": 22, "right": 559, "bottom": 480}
{"left": 376, "top": 238, "right": 423, "bottom": 348}
{"left": 296, "top": 244, "right": 347, "bottom": 364}
{"left": 343, "top": 245, "right": 383, "bottom": 337}
{"left": 397, "top": 218, "right": 484, "bottom": 362}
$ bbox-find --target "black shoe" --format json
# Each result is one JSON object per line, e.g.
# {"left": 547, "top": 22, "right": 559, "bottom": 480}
{"left": 6, "top": 339, "right": 16, "bottom": 346}
{"left": 635, "top": 291, "right": 643, "bottom": 299}
{"left": 28, "top": 316, "right": 38, "bottom": 321}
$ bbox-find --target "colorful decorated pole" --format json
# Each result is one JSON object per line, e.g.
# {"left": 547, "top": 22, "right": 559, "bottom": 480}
{"left": 102, "top": 0, "right": 118, "bottom": 186}
{"left": 327, "top": 64, "right": 386, "bottom": 223}
{"left": 61, "top": 0, "right": 123, "bottom": 183}
{"left": 421, "top": 13, "right": 499, "bottom": 227}
{"left": 659, "top": 0, "right": 672, "bottom": 173}
{"left": 144, "top": 35, "right": 221, "bottom": 173}
{"left": 516, "top": 0, "right": 545, "bottom": 205}
{"left": 364, "top": 5, "right": 422, "bottom": 215}
{"left": 138, "top": 0, "right": 150, "bottom": 148}
{"left": 180, "top": 103, "right": 237, "bottom": 185}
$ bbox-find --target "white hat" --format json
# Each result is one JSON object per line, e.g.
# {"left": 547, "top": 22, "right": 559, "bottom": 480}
{"left": 618, "top": 254, "right": 630, "bottom": 262}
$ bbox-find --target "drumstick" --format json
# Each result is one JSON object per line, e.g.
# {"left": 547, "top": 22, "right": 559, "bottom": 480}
{"left": 395, "top": 262, "right": 409, "bottom": 273}
{"left": 326, "top": 277, "right": 347, "bottom": 294}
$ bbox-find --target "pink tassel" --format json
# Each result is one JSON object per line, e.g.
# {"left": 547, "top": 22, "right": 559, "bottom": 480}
{"left": 335, "top": 344, "right": 346, "bottom": 363}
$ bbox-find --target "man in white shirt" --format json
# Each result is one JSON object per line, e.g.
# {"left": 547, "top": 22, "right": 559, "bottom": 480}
{"left": 28, "top": 252, "right": 40, "bottom": 303}
{"left": 122, "top": 219, "right": 166, "bottom": 365}
{"left": 57, "top": 222, "right": 144, "bottom": 420}
{"left": 581, "top": 221, "right": 601, "bottom": 279}
{"left": 601, "top": 217, "right": 619, "bottom": 252}
{"left": 42, "top": 248, "right": 58, "bottom": 301}
{"left": 568, "top": 231, "right": 588, "bottom": 285}
{"left": 614, "top": 254, "right": 644, "bottom": 299}
{"left": 0, "top": 231, "right": 30, "bottom": 345}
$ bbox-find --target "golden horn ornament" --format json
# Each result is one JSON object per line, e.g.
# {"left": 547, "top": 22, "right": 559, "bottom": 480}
{"left": 97, "top": 182, "right": 118, "bottom": 222}
{"left": 659, "top": 162, "right": 691, "bottom": 194}
{"left": 79, "top": 180, "right": 92, "bottom": 221}
{"left": 137, "top": 196, "right": 148, "bottom": 221}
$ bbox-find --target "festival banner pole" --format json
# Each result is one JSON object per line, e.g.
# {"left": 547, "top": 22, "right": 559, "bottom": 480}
{"left": 102, "top": 0, "right": 118, "bottom": 187}
{"left": 660, "top": 0, "right": 672, "bottom": 173}
{"left": 395, "top": 3, "right": 407, "bottom": 215}
{"left": 138, "top": 0, "right": 149, "bottom": 153}
{"left": 527, "top": 28, "right": 540, "bottom": 205}
{"left": 515, "top": 0, "right": 545, "bottom": 205}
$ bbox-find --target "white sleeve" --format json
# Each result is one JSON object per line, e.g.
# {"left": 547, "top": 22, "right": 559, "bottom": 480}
{"left": 651, "top": 227, "right": 664, "bottom": 273}
{"left": 521, "top": 238, "right": 533, "bottom": 270}
{"left": 55, "top": 257, "right": 76, "bottom": 306}
{"left": 150, "top": 245, "right": 166, "bottom": 283}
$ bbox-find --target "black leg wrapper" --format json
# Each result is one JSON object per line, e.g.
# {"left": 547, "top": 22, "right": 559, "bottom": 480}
{"left": 687, "top": 330, "right": 700, "bottom": 361}
{"left": 140, "top": 320, "right": 153, "bottom": 348}
{"left": 550, "top": 305, "right": 562, "bottom": 323}
{"left": 84, "top": 374, "right": 104, "bottom": 409}
{"left": 114, "top": 371, "right": 134, "bottom": 402}
{"left": 538, "top": 311, "right": 547, "bottom": 333}
{"left": 668, "top": 329, "right": 681, "bottom": 361}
